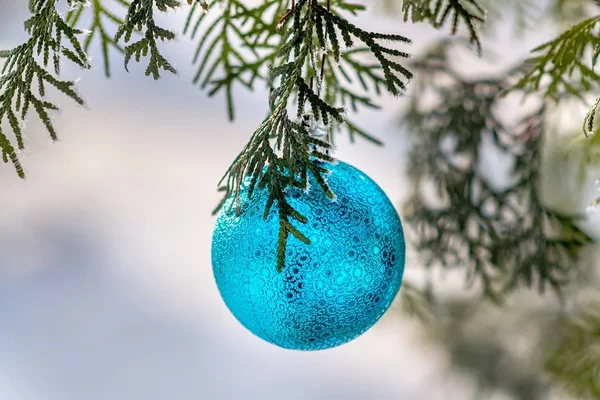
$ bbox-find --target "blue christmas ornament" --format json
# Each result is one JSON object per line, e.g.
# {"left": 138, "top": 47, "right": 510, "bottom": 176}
{"left": 211, "top": 160, "right": 405, "bottom": 351}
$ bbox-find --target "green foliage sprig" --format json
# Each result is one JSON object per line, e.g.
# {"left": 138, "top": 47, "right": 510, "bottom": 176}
{"left": 545, "top": 300, "right": 600, "bottom": 399}
{"left": 184, "top": 0, "right": 402, "bottom": 145}
{"left": 507, "top": 12, "right": 600, "bottom": 137}
{"left": 318, "top": 46, "right": 387, "bottom": 145}
{"left": 403, "top": 41, "right": 592, "bottom": 300}
{"left": 400, "top": 0, "right": 486, "bottom": 52}
{"left": 66, "top": 0, "right": 131, "bottom": 77}
{"left": 0, "top": 0, "right": 90, "bottom": 177}
{"left": 184, "top": 0, "right": 285, "bottom": 120}
{"left": 115, "top": 0, "right": 179, "bottom": 79}
{"left": 214, "top": 0, "right": 412, "bottom": 271}
{"left": 510, "top": 15, "right": 600, "bottom": 101}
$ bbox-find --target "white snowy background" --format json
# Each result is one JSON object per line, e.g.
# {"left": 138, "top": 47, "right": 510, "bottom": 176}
{"left": 0, "top": 1, "right": 597, "bottom": 399}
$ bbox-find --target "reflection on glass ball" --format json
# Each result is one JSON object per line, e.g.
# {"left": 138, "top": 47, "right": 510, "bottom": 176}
{"left": 211, "top": 160, "right": 405, "bottom": 350}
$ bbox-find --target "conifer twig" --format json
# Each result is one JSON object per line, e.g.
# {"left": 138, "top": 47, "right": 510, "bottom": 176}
{"left": 115, "top": 0, "right": 180, "bottom": 79}
{"left": 278, "top": 0, "right": 296, "bottom": 26}
{"left": 214, "top": 0, "right": 412, "bottom": 271}
{"left": 0, "top": 0, "right": 91, "bottom": 178}
{"left": 403, "top": 41, "right": 592, "bottom": 300}
{"left": 66, "top": 0, "right": 131, "bottom": 77}
{"left": 401, "top": 0, "right": 486, "bottom": 53}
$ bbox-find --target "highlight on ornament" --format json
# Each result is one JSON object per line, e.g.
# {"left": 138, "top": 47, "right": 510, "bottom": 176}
{"left": 211, "top": 158, "right": 406, "bottom": 351}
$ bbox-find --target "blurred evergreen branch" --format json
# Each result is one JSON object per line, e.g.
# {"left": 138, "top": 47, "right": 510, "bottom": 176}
{"left": 544, "top": 0, "right": 594, "bottom": 28}
{"left": 402, "top": 41, "right": 593, "bottom": 300}
{"left": 478, "top": 0, "right": 594, "bottom": 36}
{"left": 184, "top": 0, "right": 285, "bottom": 120}
{"left": 397, "top": 280, "right": 437, "bottom": 322}
{"left": 510, "top": 14, "right": 600, "bottom": 101}
{"left": 0, "top": 0, "right": 90, "bottom": 178}
{"left": 545, "top": 298, "right": 600, "bottom": 399}
{"left": 507, "top": 11, "right": 600, "bottom": 136}
{"left": 444, "top": 306, "right": 549, "bottom": 400}
{"left": 66, "top": 0, "right": 131, "bottom": 77}
{"left": 400, "top": 0, "right": 486, "bottom": 53}
{"left": 392, "top": 284, "right": 555, "bottom": 400}
{"left": 400, "top": 288, "right": 600, "bottom": 399}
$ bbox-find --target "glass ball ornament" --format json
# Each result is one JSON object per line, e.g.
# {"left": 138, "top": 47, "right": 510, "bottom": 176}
{"left": 211, "top": 160, "right": 405, "bottom": 350}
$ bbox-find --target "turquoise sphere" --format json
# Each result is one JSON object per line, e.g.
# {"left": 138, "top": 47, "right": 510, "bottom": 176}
{"left": 211, "top": 160, "right": 405, "bottom": 350}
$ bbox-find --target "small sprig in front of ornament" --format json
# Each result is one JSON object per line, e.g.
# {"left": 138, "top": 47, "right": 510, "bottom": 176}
{"left": 214, "top": 0, "right": 413, "bottom": 272}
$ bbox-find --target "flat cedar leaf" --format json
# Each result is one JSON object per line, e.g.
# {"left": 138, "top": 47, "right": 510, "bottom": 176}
{"left": 401, "top": 0, "right": 485, "bottom": 51}
{"left": 284, "top": 220, "right": 311, "bottom": 244}
{"left": 115, "top": 0, "right": 179, "bottom": 79}
{"left": 509, "top": 15, "right": 600, "bottom": 108}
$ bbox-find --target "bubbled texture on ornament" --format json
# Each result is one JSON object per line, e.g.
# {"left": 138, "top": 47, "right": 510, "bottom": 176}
{"left": 212, "top": 160, "right": 405, "bottom": 350}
